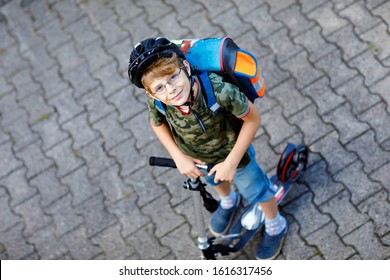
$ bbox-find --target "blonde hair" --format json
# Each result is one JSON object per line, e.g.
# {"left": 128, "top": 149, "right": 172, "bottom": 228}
{"left": 141, "top": 53, "right": 182, "bottom": 92}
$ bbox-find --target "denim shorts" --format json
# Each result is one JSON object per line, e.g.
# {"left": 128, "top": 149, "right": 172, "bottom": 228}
{"left": 201, "top": 145, "right": 276, "bottom": 203}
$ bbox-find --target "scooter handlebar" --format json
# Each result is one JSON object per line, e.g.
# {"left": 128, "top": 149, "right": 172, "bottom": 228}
{"left": 149, "top": 156, "right": 214, "bottom": 172}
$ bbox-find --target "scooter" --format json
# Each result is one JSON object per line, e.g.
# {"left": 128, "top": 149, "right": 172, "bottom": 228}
{"left": 149, "top": 143, "right": 309, "bottom": 259}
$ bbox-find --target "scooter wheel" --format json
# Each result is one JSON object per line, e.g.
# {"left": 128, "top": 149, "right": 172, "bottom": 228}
{"left": 277, "top": 143, "right": 308, "bottom": 183}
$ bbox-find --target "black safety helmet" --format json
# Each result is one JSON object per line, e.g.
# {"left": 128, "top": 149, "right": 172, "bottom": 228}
{"left": 128, "top": 37, "right": 186, "bottom": 89}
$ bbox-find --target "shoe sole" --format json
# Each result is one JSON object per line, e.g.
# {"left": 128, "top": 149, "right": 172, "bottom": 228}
{"left": 209, "top": 195, "right": 241, "bottom": 237}
{"left": 256, "top": 226, "right": 288, "bottom": 260}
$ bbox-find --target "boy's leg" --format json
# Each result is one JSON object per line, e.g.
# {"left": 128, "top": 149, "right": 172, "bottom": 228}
{"left": 208, "top": 181, "right": 241, "bottom": 236}
{"left": 256, "top": 197, "right": 287, "bottom": 260}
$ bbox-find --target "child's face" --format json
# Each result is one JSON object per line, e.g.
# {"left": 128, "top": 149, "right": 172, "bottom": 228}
{"left": 144, "top": 60, "right": 192, "bottom": 106}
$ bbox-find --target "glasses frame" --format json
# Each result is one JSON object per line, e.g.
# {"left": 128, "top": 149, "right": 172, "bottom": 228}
{"left": 149, "top": 67, "right": 185, "bottom": 97}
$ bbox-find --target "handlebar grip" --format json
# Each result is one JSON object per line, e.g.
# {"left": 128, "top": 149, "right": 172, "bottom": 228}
{"left": 149, "top": 157, "right": 177, "bottom": 169}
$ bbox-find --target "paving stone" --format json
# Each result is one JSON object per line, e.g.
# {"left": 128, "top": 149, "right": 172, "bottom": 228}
{"left": 45, "top": 194, "right": 84, "bottom": 237}
{"left": 290, "top": 104, "right": 333, "bottom": 145}
{"left": 75, "top": 192, "right": 117, "bottom": 238}
{"left": 78, "top": 88, "right": 116, "bottom": 124}
{"left": 299, "top": 0, "right": 328, "bottom": 13}
{"left": 302, "top": 160, "right": 345, "bottom": 205}
{"left": 158, "top": 169, "right": 191, "bottom": 207}
{"left": 275, "top": 3, "right": 315, "bottom": 38}
{"left": 333, "top": 160, "right": 382, "bottom": 205}
{"left": 236, "top": 31, "right": 271, "bottom": 59}
{"left": 112, "top": 0, "right": 143, "bottom": 25}
{"left": 64, "top": 16, "right": 100, "bottom": 49}
{"left": 0, "top": 45, "right": 26, "bottom": 78}
{"left": 268, "top": 78, "right": 312, "bottom": 117}
{"left": 27, "top": 224, "right": 68, "bottom": 259}
{"left": 29, "top": 167, "right": 68, "bottom": 209}
{"left": 92, "top": 224, "right": 135, "bottom": 259}
{"left": 196, "top": 0, "right": 234, "bottom": 17}
{"left": 125, "top": 166, "right": 167, "bottom": 207}
{"left": 52, "top": 0, "right": 85, "bottom": 27}
{"left": 32, "top": 113, "right": 69, "bottom": 151}
{"left": 306, "top": 222, "right": 356, "bottom": 259}
{"left": 78, "top": 40, "right": 114, "bottom": 74}
{"left": 166, "top": 0, "right": 204, "bottom": 21}
{"left": 294, "top": 26, "right": 337, "bottom": 62}
{"left": 109, "top": 137, "right": 145, "bottom": 177}
{"left": 349, "top": 49, "right": 390, "bottom": 87}
{"left": 79, "top": 138, "right": 116, "bottom": 178}
{"left": 62, "top": 225, "right": 103, "bottom": 259}
{"left": 370, "top": 162, "right": 390, "bottom": 193}
{"left": 343, "top": 221, "right": 388, "bottom": 259}
{"left": 77, "top": 0, "right": 116, "bottom": 23}
{"left": 61, "top": 165, "right": 100, "bottom": 206}
{"left": 276, "top": 222, "right": 316, "bottom": 260}
{"left": 9, "top": 68, "right": 42, "bottom": 102}
{"left": 0, "top": 168, "right": 36, "bottom": 207}
{"left": 262, "top": 105, "right": 298, "bottom": 146}
{"left": 213, "top": 9, "right": 252, "bottom": 39}
{"left": 121, "top": 14, "right": 159, "bottom": 44}
{"left": 347, "top": 130, "right": 390, "bottom": 173}
{"left": 92, "top": 61, "right": 129, "bottom": 98}
{"left": 264, "top": 0, "right": 295, "bottom": 14}
{"left": 283, "top": 192, "right": 331, "bottom": 237}
{"left": 335, "top": 75, "right": 381, "bottom": 114}
{"left": 252, "top": 134, "right": 280, "bottom": 172}
{"left": 339, "top": 1, "right": 382, "bottom": 34}
{"left": 48, "top": 89, "right": 84, "bottom": 125}
{"left": 358, "top": 190, "right": 390, "bottom": 237}
{"left": 161, "top": 223, "right": 201, "bottom": 260}
{"left": 52, "top": 41, "right": 84, "bottom": 73}
{"left": 323, "top": 102, "right": 370, "bottom": 144}
{"left": 360, "top": 23, "right": 390, "bottom": 61}
{"left": 142, "top": 193, "right": 185, "bottom": 238}
{"left": 307, "top": 2, "right": 349, "bottom": 36}
{"left": 245, "top": 5, "right": 283, "bottom": 40}
{"left": 91, "top": 164, "right": 133, "bottom": 205}
{"left": 315, "top": 49, "right": 359, "bottom": 89}
{"left": 310, "top": 131, "right": 357, "bottom": 174}
{"left": 0, "top": 142, "right": 22, "bottom": 179}
{"left": 301, "top": 77, "right": 346, "bottom": 115}
{"left": 36, "top": 17, "right": 72, "bottom": 52}
{"left": 62, "top": 112, "right": 100, "bottom": 150}
{"left": 263, "top": 28, "right": 303, "bottom": 64}
{"left": 107, "top": 87, "right": 147, "bottom": 123}
{"left": 259, "top": 54, "right": 291, "bottom": 90}
{"left": 320, "top": 190, "right": 368, "bottom": 236}
{"left": 24, "top": 0, "right": 57, "bottom": 29}
{"left": 34, "top": 65, "right": 69, "bottom": 100}
{"left": 19, "top": 91, "right": 55, "bottom": 126}
{"left": 151, "top": 13, "right": 190, "bottom": 39}
{"left": 281, "top": 51, "right": 324, "bottom": 89}
{"left": 126, "top": 223, "right": 171, "bottom": 260}
{"left": 108, "top": 194, "right": 150, "bottom": 238}
{"left": 180, "top": 10, "right": 222, "bottom": 38}
{"left": 45, "top": 138, "right": 84, "bottom": 178}
{"left": 369, "top": 76, "right": 390, "bottom": 110}
{"left": 359, "top": 102, "right": 390, "bottom": 143}
{"left": 14, "top": 194, "right": 52, "bottom": 237}
{"left": 7, "top": 16, "right": 42, "bottom": 54}
{"left": 371, "top": 1, "right": 390, "bottom": 26}
{"left": 0, "top": 194, "right": 21, "bottom": 232}
{"left": 122, "top": 111, "right": 156, "bottom": 149}
{"left": 327, "top": 24, "right": 368, "bottom": 61}
{"left": 0, "top": 223, "right": 35, "bottom": 259}
{"left": 3, "top": 113, "right": 39, "bottom": 152}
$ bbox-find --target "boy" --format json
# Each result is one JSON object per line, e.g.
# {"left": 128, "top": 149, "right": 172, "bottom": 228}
{"left": 128, "top": 37, "right": 287, "bottom": 259}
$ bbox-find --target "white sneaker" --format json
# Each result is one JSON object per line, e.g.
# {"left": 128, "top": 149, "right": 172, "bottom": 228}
{"left": 241, "top": 203, "right": 265, "bottom": 230}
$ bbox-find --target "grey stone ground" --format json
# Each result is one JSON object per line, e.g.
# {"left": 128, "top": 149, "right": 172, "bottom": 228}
{"left": 0, "top": 0, "right": 389, "bottom": 260}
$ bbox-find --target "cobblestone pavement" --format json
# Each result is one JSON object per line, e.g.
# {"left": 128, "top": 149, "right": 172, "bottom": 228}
{"left": 0, "top": 0, "right": 389, "bottom": 260}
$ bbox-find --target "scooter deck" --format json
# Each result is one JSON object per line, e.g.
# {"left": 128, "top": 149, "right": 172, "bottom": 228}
{"left": 212, "top": 175, "right": 292, "bottom": 253}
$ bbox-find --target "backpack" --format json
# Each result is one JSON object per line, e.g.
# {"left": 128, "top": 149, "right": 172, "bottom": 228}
{"left": 154, "top": 37, "right": 266, "bottom": 116}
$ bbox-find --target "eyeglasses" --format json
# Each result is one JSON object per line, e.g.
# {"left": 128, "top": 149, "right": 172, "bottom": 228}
{"left": 150, "top": 68, "right": 184, "bottom": 96}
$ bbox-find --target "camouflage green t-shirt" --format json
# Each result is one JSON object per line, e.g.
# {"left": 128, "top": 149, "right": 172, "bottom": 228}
{"left": 147, "top": 73, "right": 251, "bottom": 167}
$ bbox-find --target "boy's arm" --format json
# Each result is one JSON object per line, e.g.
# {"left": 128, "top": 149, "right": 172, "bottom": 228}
{"left": 150, "top": 118, "right": 205, "bottom": 178}
{"left": 208, "top": 101, "right": 260, "bottom": 183}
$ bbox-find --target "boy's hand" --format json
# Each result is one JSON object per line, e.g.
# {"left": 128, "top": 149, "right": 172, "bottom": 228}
{"left": 173, "top": 154, "right": 206, "bottom": 179}
{"left": 208, "top": 160, "right": 237, "bottom": 184}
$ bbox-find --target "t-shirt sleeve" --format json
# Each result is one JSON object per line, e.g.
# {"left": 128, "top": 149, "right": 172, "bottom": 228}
{"left": 146, "top": 97, "right": 165, "bottom": 126}
{"left": 209, "top": 73, "right": 250, "bottom": 119}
